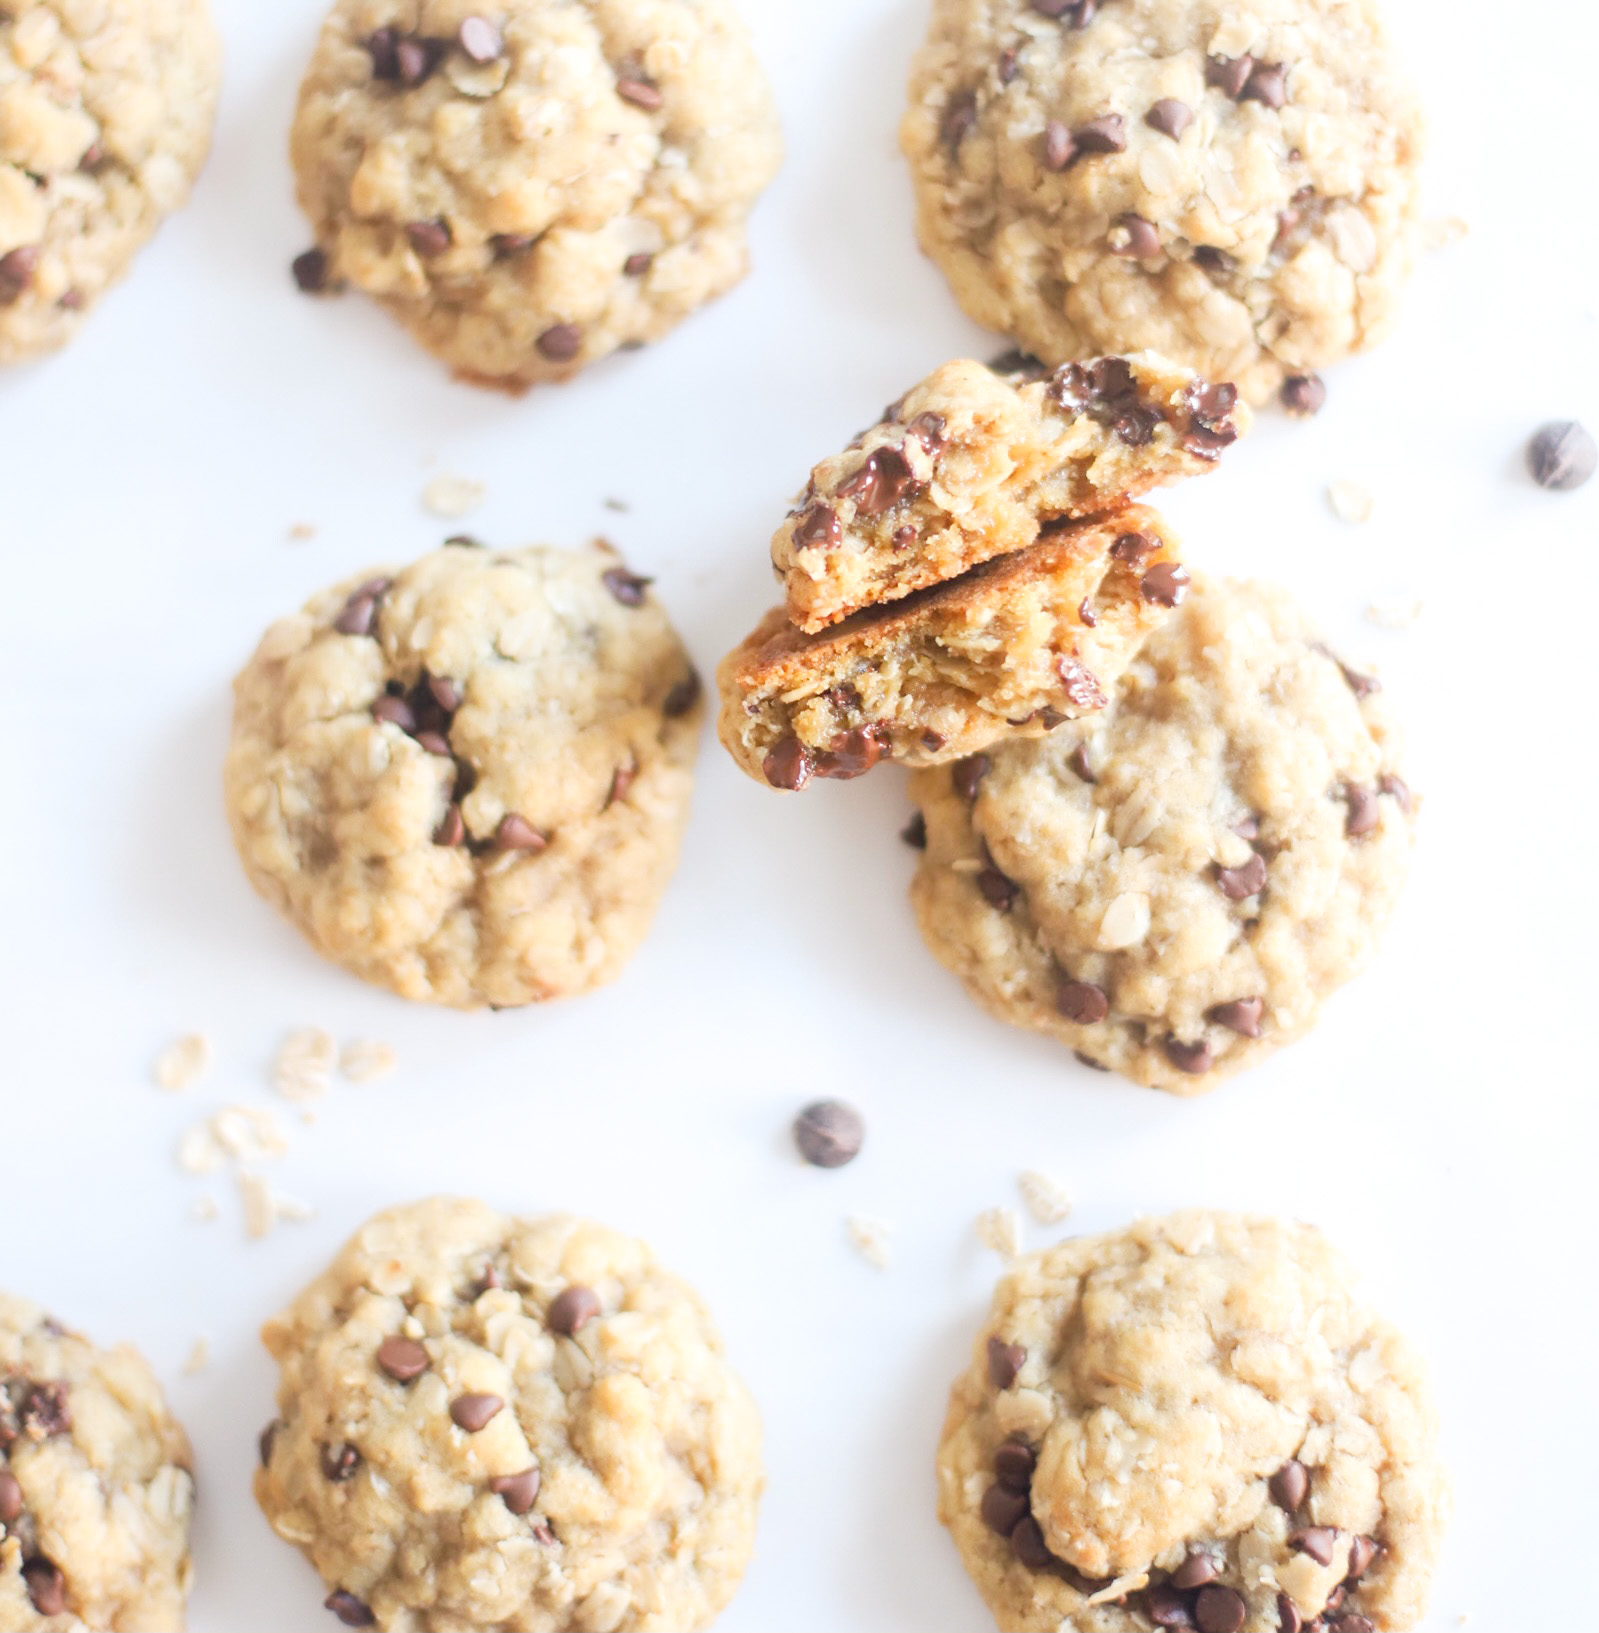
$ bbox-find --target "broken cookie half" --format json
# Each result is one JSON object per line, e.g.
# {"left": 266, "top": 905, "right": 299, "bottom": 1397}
{"left": 772, "top": 351, "right": 1244, "bottom": 634}
{"left": 718, "top": 508, "right": 1187, "bottom": 790}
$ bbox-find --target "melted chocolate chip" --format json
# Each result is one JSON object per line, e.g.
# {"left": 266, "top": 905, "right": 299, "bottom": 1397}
{"left": 376, "top": 1337, "right": 429, "bottom": 1382}
{"left": 536, "top": 322, "right": 583, "bottom": 362}
{"left": 1344, "top": 784, "right": 1379, "bottom": 837}
{"left": 1057, "top": 657, "right": 1106, "bottom": 710}
{"left": 1195, "top": 1585, "right": 1248, "bottom": 1633}
{"left": 987, "top": 1336, "right": 1025, "bottom": 1389}
{"left": 1010, "top": 1515, "right": 1053, "bottom": 1569}
{"left": 1146, "top": 1585, "right": 1196, "bottom": 1627}
{"left": 1146, "top": 98, "right": 1193, "bottom": 138}
{"left": 1165, "top": 1037, "right": 1214, "bottom": 1075}
{"left": 1171, "top": 1550, "right": 1221, "bottom": 1590}
{"left": 901, "top": 811, "right": 928, "bottom": 849}
{"left": 321, "top": 1443, "right": 361, "bottom": 1482}
{"left": 548, "top": 1286, "right": 601, "bottom": 1336}
{"left": 490, "top": 1467, "right": 541, "bottom": 1514}
{"left": 836, "top": 446, "right": 918, "bottom": 515}
{"left": 763, "top": 738, "right": 813, "bottom": 791}
{"left": 906, "top": 412, "right": 948, "bottom": 454}
{"left": 405, "top": 218, "right": 452, "bottom": 258}
{"left": 1528, "top": 421, "right": 1597, "bottom": 491}
{"left": 993, "top": 1441, "right": 1036, "bottom": 1490}
{"left": 450, "top": 1393, "right": 504, "bottom": 1432}
{"left": 1216, "top": 852, "right": 1267, "bottom": 900}
{"left": 793, "top": 504, "right": 841, "bottom": 550}
{"left": 1141, "top": 562, "right": 1190, "bottom": 607}
{"left": 953, "top": 755, "right": 991, "bottom": 800}
{"left": 602, "top": 565, "right": 651, "bottom": 606}
{"left": 292, "top": 248, "right": 330, "bottom": 293}
{"left": 793, "top": 1100, "right": 865, "bottom": 1168}
{"left": 1289, "top": 1525, "right": 1338, "bottom": 1566}
{"left": 1111, "top": 531, "right": 1154, "bottom": 564}
{"left": 1269, "top": 1458, "right": 1309, "bottom": 1511}
{"left": 326, "top": 1590, "right": 376, "bottom": 1627}
{"left": 1281, "top": 373, "right": 1327, "bottom": 417}
{"left": 458, "top": 16, "right": 503, "bottom": 62}
{"left": 1207, "top": 997, "right": 1263, "bottom": 1037}
{"left": 1057, "top": 978, "right": 1109, "bottom": 1024}
{"left": 980, "top": 1482, "right": 1030, "bottom": 1535}
{"left": 815, "top": 725, "right": 890, "bottom": 779}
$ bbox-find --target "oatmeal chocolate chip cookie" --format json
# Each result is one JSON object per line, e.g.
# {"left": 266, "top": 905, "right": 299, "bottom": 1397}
{"left": 939, "top": 1211, "right": 1448, "bottom": 1633}
{"left": 290, "top": 0, "right": 782, "bottom": 390}
{"left": 0, "top": 1295, "right": 195, "bottom": 1631}
{"left": 909, "top": 578, "right": 1415, "bottom": 1091}
{"left": 774, "top": 352, "right": 1242, "bottom": 634}
{"left": 0, "top": 0, "right": 221, "bottom": 364}
{"left": 224, "top": 541, "right": 704, "bottom": 1010}
{"left": 721, "top": 507, "right": 1187, "bottom": 789}
{"left": 902, "top": 0, "right": 1424, "bottom": 406}
{"left": 255, "top": 1198, "right": 763, "bottom": 1633}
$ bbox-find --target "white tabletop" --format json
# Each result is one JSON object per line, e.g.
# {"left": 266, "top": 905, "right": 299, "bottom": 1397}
{"left": 1, "top": 0, "right": 1596, "bottom": 1628}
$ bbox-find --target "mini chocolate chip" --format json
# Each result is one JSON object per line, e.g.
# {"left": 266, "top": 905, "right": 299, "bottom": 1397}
{"left": 1269, "top": 1458, "right": 1309, "bottom": 1511}
{"left": 548, "top": 1286, "right": 601, "bottom": 1336}
{"left": 1009, "top": 1515, "right": 1053, "bottom": 1570}
{"left": 998, "top": 46, "right": 1020, "bottom": 83}
{"left": 1329, "top": 1617, "right": 1375, "bottom": 1633}
{"left": 1280, "top": 373, "right": 1326, "bottom": 416}
{"left": 334, "top": 596, "right": 379, "bottom": 636}
{"left": 1344, "top": 784, "right": 1379, "bottom": 837}
{"left": 1165, "top": 1036, "right": 1214, "bottom": 1075}
{"left": 953, "top": 754, "right": 991, "bottom": 800}
{"left": 893, "top": 524, "right": 918, "bottom": 550}
{"left": 372, "top": 695, "right": 416, "bottom": 732}
{"left": 1345, "top": 1535, "right": 1380, "bottom": 1582}
{"left": 376, "top": 1337, "right": 429, "bottom": 1382}
{"left": 602, "top": 565, "right": 651, "bottom": 605}
{"left": 458, "top": 16, "right": 503, "bottom": 62}
{"left": 1216, "top": 852, "right": 1267, "bottom": 900}
{"left": 1527, "top": 420, "right": 1597, "bottom": 490}
{"left": 0, "top": 244, "right": 38, "bottom": 303}
{"left": 1193, "top": 245, "right": 1236, "bottom": 276}
{"left": 426, "top": 674, "right": 462, "bottom": 713}
{"left": 321, "top": 1443, "right": 361, "bottom": 1482}
{"left": 623, "top": 251, "right": 653, "bottom": 276}
{"left": 1042, "top": 118, "right": 1076, "bottom": 170}
{"left": 1112, "top": 213, "right": 1160, "bottom": 257}
{"left": 495, "top": 813, "right": 547, "bottom": 852}
{"left": 987, "top": 1336, "right": 1025, "bottom": 1389}
{"left": 259, "top": 1420, "right": 283, "bottom": 1467}
{"left": 450, "top": 1393, "right": 504, "bottom": 1432}
{"left": 607, "top": 760, "right": 637, "bottom": 807}
{"left": 406, "top": 218, "right": 451, "bottom": 257}
{"left": 536, "top": 322, "right": 583, "bottom": 361}
{"left": 444, "top": 534, "right": 482, "bottom": 548}
{"left": 993, "top": 1441, "right": 1036, "bottom": 1490}
{"left": 1231, "top": 814, "right": 1260, "bottom": 841}
{"left": 1171, "top": 1550, "right": 1221, "bottom": 1590}
{"left": 906, "top": 411, "right": 948, "bottom": 454}
{"left": 0, "top": 1469, "right": 22, "bottom": 1523}
{"left": 58, "top": 289, "right": 84, "bottom": 310}
{"left": 664, "top": 672, "right": 701, "bottom": 717}
{"left": 1378, "top": 773, "right": 1413, "bottom": 813}
{"left": 1111, "top": 531, "right": 1154, "bottom": 563}
{"left": 490, "top": 233, "right": 534, "bottom": 258}
{"left": 836, "top": 446, "right": 917, "bottom": 515}
{"left": 981, "top": 1482, "right": 1030, "bottom": 1535}
{"left": 417, "top": 732, "right": 451, "bottom": 756}
{"left": 1206, "top": 54, "right": 1254, "bottom": 98}
{"left": 1207, "top": 997, "right": 1263, "bottom": 1037}
{"left": 1146, "top": 98, "right": 1192, "bottom": 138}
{"left": 617, "top": 76, "right": 663, "bottom": 110}
{"left": 1074, "top": 1049, "right": 1110, "bottom": 1071}
{"left": 23, "top": 1559, "right": 66, "bottom": 1618}
{"left": 942, "top": 88, "right": 978, "bottom": 148}
{"left": 490, "top": 1467, "right": 541, "bottom": 1514}
{"left": 977, "top": 865, "right": 1017, "bottom": 912}
{"left": 1141, "top": 562, "right": 1191, "bottom": 607}
{"left": 326, "top": 1590, "right": 376, "bottom": 1627}
{"left": 793, "top": 504, "right": 841, "bottom": 551}
{"left": 1067, "top": 742, "right": 1096, "bottom": 783}
{"left": 1195, "top": 1585, "right": 1248, "bottom": 1633}
{"left": 793, "top": 1099, "right": 865, "bottom": 1168}
{"left": 1337, "top": 659, "right": 1380, "bottom": 698}
{"left": 1277, "top": 1591, "right": 1303, "bottom": 1633}
{"left": 1057, "top": 657, "right": 1106, "bottom": 710}
{"left": 901, "top": 811, "right": 928, "bottom": 849}
{"left": 1078, "top": 597, "right": 1098, "bottom": 628}
{"left": 20, "top": 1383, "right": 70, "bottom": 1439}
{"left": 1057, "top": 978, "right": 1109, "bottom": 1024}
{"left": 764, "top": 738, "right": 813, "bottom": 791}
{"left": 1241, "top": 61, "right": 1287, "bottom": 108}
{"left": 365, "top": 26, "right": 399, "bottom": 78}
{"left": 1072, "top": 114, "right": 1126, "bottom": 154}
{"left": 292, "top": 248, "right": 330, "bottom": 293}
{"left": 1145, "top": 1585, "right": 1196, "bottom": 1628}
{"left": 531, "top": 1517, "right": 557, "bottom": 1544}
{"left": 815, "top": 725, "right": 889, "bottom": 779}
{"left": 1289, "top": 1525, "right": 1338, "bottom": 1566}
{"left": 434, "top": 804, "right": 465, "bottom": 847}
{"left": 397, "top": 35, "right": 447, "bottom": 85}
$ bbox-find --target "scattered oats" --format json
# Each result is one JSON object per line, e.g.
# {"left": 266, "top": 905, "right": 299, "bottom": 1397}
{"left": 1326, "top": 480, "right": 1374, "bottom": 524}
{"left": 846, "top": 1215, "right": 893, "bottom": 1270}
{"left": 273, "top": 1190, "right": 317, "bottom": 1223}
{"left": 288, "top": 521, "right": 316, "bottom": 541}
{"left": 1364, "top": 594, "right": 1424, "bottom": 630}
{"left": 1019, "top": 1169, "right": 1073, "bottom": 1225}
{"left": 182, "top": 1336, "right": 211, "bottom": 1376}
{"left": 1421, "top": 215, "right": 1468, "bottom": 252}
{"left": 190, "top": 1196, "right": 219, "bottom": 1223}
{"left": 274, "top": 1027, "right": 336, "bottom": 1102}
{"left": 211, "top": 1105, "right": 288, "bottom": 1164}
{"left": 177, "top": 1123, "right": 223, "bottom": 1176}
{"left": 341, "top": 1038, "right": 398, "bottom": 1084}
{"left": 154, "top": 1033, "right": 212, "bottom": 1091}
{"left": 976, "top": 1206, "right": 1023, "bottom": 1259}
{"left": 422, "top": 473, "right": 485, "bottom": 518}
{"left": 239, "top": 1171, "right": 276, "bottom": 1239}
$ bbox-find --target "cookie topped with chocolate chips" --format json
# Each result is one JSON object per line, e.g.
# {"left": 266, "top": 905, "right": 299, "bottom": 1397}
{"left": 902, "top": 0, "right": 1425, "bottom": 405}
{"left": 939, "top": 1211, "right": 1448, "bottom": 1633}
{"left": 0, "top": 1294, "right": 194, "bottom": 1631}
{"left": 773, "top": 352, "right": 1243, "bottom": 634}
{"left": 908, "top": 577, "right": 1415, "bottom": 1091}
{"left": 254, "top": 1198, "right": 763, "bottom": 1633}
{"left": 224, "top": 540, "right": 703, "bottom": 1009}
{"left": 289, "top": 0, "right": 782, "bottom": 390}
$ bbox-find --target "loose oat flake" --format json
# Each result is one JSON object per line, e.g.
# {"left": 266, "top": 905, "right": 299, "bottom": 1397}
{"left": 1364, "top": 594, "right": 1424, "bottom": 630}
{"left": 422, "top": 473, "right": 485, "bottom": 518}
{"left": 182, "top": 1336, "right": 211, "bottom": 1376}
{"left": 274, "top": 1028, "right": 336, "bottom": 1102}
{"left": 239, "top": 1171, "right": 276, "bottom": 1239}
{"left": 846, "top": 1215, "right": 893, "bottom": 1270}
{"left": 340, "top": 1038, "right": 397, "bottom": 1084}
{"left": 153, "top": 1033, "right": 213, "bottom": 1091}
{"left": 1326, "top": 480, "right": 1374, "bottom": 524}
{"left": 977, "top": 1206, "right": 1023, "bottom": 1259}
{"left": 1018, "top": 1169, "right": 1073, "bottom": 1225}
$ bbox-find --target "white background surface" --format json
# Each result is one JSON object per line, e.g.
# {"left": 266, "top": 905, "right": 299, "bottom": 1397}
{"left": 1, "top": 0, "right": 1596, "bottom": 1628}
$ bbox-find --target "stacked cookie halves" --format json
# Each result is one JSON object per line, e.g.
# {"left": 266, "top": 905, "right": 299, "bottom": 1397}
{"left": 717, "top": 350, "right": 1246, "bottom": 791}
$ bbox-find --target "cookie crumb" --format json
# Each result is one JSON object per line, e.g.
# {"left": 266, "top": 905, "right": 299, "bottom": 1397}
{"left": 176, "top": 1124, "right": 224, "bottom": 1176}
{"left": 422, "top": 473, "right": 486, "bottom": 518}
{"left": 273, "top": 1191, "right": 317, "bottom": 1223}
{"left": 1326, "top": 480, "right": 1374, "bottom": 524}
{"left": 846, "top": 1215, "right": 893, "bottom": 1270}
{"left": 976, "top": 1206, "right": 1023, "bottom": 1259}
{"left": 274, "top": 1028, "right": 336, "bottom": 1102}
{"left": 603, "top": 497, "right": 629, "bottom": 513}
{"left": 182, "top": 1336, "right": 211, "bottom": 1376}
{"left": 239, "top": 1171, "right": 276, "bottom": 1239}
{"left": 1018, "top": 1169, "right": 1073, "bottom": 1224}
{"left": 340, "top": 1038, "right": 398, "bottom": 1084}
{"left": 190, "top": 1196, "right": 218, "bottom": 1223}
{"left": 1364, "top": 595, "right": 1424, "bottom": 630}
{"left": 288, "top": 522, "right": 316, "bottom": 541}
{"left": 153, "top": 1033, "right": 212, "bottom": 1091}
{"left": 211, "top": 1105, "right": 288, "bottom": 1164}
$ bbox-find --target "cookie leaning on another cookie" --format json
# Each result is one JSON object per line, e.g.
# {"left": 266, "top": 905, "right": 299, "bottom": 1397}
{"left": 939, "top": 1211, "right": 1448, "bottom": 1632}
{"left": 0, "top": 0, "right": 222, "bottom": 365}
{"left": 255, "top": 1198, "right": 764, "bottom": 1633}
{"left": 290, "top": 0, "right": 782, "bottom": 390}
{"left": 902, "top": 0, "right": 1425, "bottom": 406}
{"left": 224, "top": 540, "right": 703, "bottom": 1010}
{"left": 773, "top": 351, "right": 1243, "bottom": 634}
{"left": 0, "top": 1295, "right": 195, "bottom": 1631}
{"left": 909, "top": 578, "right": 1416, "bottom": 1091}
{"left": 720, "top": 508, "right": 1187, "bottom": 789}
